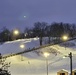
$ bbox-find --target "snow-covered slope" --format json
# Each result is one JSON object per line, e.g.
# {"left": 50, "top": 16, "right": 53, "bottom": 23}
{"left": 0, "top": 37, "right": 76, "bottom": 75}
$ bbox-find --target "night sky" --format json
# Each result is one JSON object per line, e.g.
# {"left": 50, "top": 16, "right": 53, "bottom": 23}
{"left": 0, "top": 0, "right": 76, "bottom": 31}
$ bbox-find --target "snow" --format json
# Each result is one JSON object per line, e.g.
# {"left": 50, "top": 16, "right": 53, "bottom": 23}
{"left": 0, "top": 37, "right": 76, "bottom": 75}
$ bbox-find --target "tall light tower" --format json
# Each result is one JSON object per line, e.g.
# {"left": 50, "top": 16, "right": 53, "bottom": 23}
{"left": 20, "top": 44, "right": 25, "bottom": 61}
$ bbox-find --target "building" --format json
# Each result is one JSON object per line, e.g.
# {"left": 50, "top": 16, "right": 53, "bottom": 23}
{"left": 57, "top": 69, "right": 68, "bottom": 75}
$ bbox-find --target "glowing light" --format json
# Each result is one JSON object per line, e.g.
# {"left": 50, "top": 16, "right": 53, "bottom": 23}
{"left": 24, "top": 33, "right": 27, "bottom": 37}
{"left": 61, "top": 35, "right": 68, "bottom": 41}
{"left": 63, "top": 56, "right": 66, "bottom": 58}
{"left": 44, "top": 52, "right": 50, "bottom": 58}
{"left": 20, "top": 44, "right": 25, "bottom": 49}
{"left": 13, "top": 29, "right": 19, "bottom": 35}
{"left": 24, "top": 16, "right": 26, "bottom": 18}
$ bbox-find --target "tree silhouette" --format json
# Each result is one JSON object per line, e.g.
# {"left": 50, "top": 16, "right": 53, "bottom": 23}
{"left": 33, "top": 22, "right": 47, "bottom": 45}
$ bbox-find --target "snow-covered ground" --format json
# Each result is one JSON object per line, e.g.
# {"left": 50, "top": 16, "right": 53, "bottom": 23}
{"left": 0, "top": 37, "right": 76, "bottom": 75}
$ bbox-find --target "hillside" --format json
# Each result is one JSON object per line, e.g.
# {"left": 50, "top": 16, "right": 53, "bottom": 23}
{"left": 0, "top": 37, "right": 76, "bottom": 75}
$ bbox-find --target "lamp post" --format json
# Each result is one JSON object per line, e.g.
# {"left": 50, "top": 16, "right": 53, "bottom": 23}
{"left": 63, "top": 52, "right": 72, "bottom": 75}
{"left": 20, "top": 44, "right": 25, "bottom": 61}
{"left": 62, "top": 35, "right": 72, "bottom": 75}
{"left": 61, "top": 35, "right": 69, "bottom": 50}
{"left": 13, "top": 29, "right": 20, "bottom": 40}
{"left": 20, "top": 44, "right": 25, "bottom": 49}
{"left": 44, "top": 52, "right": 50, "bottom": 75}
{"left": 13, "top": 29, "right": 19, "bottom": 35}
{"left": 61, "top": 35, "right": 68, "bottom": 41}
{"left": 69, "top": 52, "right": 72, "bottom": 75}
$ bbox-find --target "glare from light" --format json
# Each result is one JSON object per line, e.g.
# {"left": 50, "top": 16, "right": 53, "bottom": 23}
{"left": 34, "top": 38, "right": 39, "bottom": 40}
{"left": 20, "top": 44, "right": 25, "bottom": 49}
{"left": 13, "top": 29, "right": 19, "bottom": 35}
{"left": 62, "top": 35, "right": 68, "bottom": 41}
{"left": 24, "top": 33, "right": 27, "bottom": 37}
{"left": 63, "top": 56, "right": 66, "bottom": 58}
{"left": 44, "top": 52, "right": 50, "bottom": 58}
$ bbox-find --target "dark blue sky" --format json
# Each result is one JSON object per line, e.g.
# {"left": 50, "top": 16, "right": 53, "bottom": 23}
{"left": 0, "top": 0, "right": 76, "bottom": 31}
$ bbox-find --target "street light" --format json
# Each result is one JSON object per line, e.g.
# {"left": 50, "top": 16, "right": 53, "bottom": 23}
{"left": 20, "top": 44, "right": 25, "bottom": 49}
{"left": 61, "top": 35, "right": 69, "bottom": 41}
{"left": 44, "top": 52, "right": 50, "bottom": 75}
{"left": 69, "top": 52, "right": 72, "bottom": 75}
{"left": 62, "top": 35, "right": 72, "bottom": 75}
{"left": 20, "top": 44, "right": 25, "bottom": 61}
{"left": 13, "top": 29, "right": 20, "bottom": 40}
{"left": 61, "top": 35, "right": 69, "bottom": 50}
{"left": 63, "top": 52, "right": 72, "bottom": 75}
{"left": 13, "top": 29, "right": 19, "bottom": 36}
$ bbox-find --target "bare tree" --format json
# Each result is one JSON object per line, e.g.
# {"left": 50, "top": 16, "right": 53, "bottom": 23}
{"left": 50, "top": 22, "right": 64, "bottom": 37}
{"left": 33, "top": 22, "right": 47, "bottom": 45}
{"left": 45, "top": 25, "right": 52, "bottom": 44}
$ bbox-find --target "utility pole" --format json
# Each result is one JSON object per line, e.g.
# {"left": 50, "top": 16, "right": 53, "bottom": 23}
{"left": 69, "top": 52, "right": 72, "bottom": 75}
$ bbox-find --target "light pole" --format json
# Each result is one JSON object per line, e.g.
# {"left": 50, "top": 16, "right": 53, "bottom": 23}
{"left": 13, "top": 29, "right": 19, "bottom": 35}
{"left": 63, "top": 52, "right": 72, "bottom": 75}
{"left": 61, "top": 35, "right": 69, "bottom": 50}
{"left": 69, "top": 52, "right": 72, "bottom": 75}
{"left": 61, "top": 35, "right": 69, "bottom": 41}
{"left": 20, "top": 44, "right": 25, "bottom": 61}
{"left": 62, "top": 35, "right": 72, "bottom": 75}
{"left": 13, "top": 29, "right": 20, "bottom": 40}
{"left": 20, "top": 44, "right": 25, "bottom": 49}
{"left": 44, "top": 52, "right": 50, "bottom": 75}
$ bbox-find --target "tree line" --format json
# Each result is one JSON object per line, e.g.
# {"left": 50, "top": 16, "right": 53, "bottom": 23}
{"left": 0, "top": 22, "right": 76, "bottom": 45}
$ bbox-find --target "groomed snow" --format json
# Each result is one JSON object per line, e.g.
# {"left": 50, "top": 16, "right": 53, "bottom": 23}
{"left": 0, "top": 37, "right": 76, "bottom": 75}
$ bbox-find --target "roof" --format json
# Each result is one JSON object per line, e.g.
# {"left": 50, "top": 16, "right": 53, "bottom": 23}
{"left": 57, "top": 69, "right": 68, "bottom": 73}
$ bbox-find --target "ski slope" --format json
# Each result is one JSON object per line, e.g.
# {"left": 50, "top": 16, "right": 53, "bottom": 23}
{"left": 0, "top": 37, "right": 76, "bottom": 75}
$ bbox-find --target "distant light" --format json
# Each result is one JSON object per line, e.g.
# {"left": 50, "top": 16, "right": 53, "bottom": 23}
{"left": 24, "top": 16, "right": 26, "bottom": 18}
{"left": 13, "top": 29, "right": 19, "bottom": 35}
{"left": 61, "top": 35, "right": 68, "bottom": 41}
{"left": 24, "top": 33, "right": 27, "bottom": 37}
{"left": 44, "top": 52, "right": 50, "bottom": 58}
{"left": 34, "top": 38, "right": 39, "bottom": 40}
{"left": 63, "top": 56, "right": 66, "bottom": 58}
{"left": 20, "top": 44, "right": 25, "bottom": 49}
